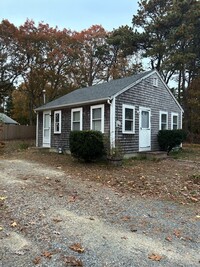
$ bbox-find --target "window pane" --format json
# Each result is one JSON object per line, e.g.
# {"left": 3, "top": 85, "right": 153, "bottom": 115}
{"left": 142, "top": 111, "right": 149, "bottom": 128}
{"left": 161, "top": 114, "right": 167, "bottom": 130}
{"left": 173, "top": 115, "right": 178, "bottom": 129}
{"left": 161, "top": 123, "right": 167, "bottom": 130}
{"left": 161, "top": 114, "right": 167, "bottom": 123}
{"left": 173, "top": 116, "right": 177, "bottom": 124}
{"left": 44, "top": 114, "right": 49, "bottom": 128}
{"left": 125, "top": 108, "right": 133, "bottom": 120}
{"left": 44, "top": 129, "right": 48, "bottom": 138}
{"left": 73, "top": 122, "right": 80, "bottom": 131}
{"left": 55, "top": 113, "right": 59, "bottom": 123}
{"left": 92, "top": 120, "right": 101, "bottom": 131}
{"left": 93, "top": 108, "right": 101, "bottom": 119}
{"left": 125, "top": 120, "right": 133, "bottom": 131}
{"left": 73, "top": 111, "right": 80, "bottom": 121}
{"left": 55, "top": 122, "right": 59, "bottom": 132}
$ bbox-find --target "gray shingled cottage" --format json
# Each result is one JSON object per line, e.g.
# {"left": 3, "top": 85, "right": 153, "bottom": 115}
{"left": 35, "top": 69, "right": 183, "bottom": 156}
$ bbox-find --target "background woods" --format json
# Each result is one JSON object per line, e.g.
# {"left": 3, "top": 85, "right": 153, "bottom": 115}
{"left": 0, "top": 0, "right": 199, "bottom": 140}
{"left": 0, "top": 20, "right": 140, "bottom": 125}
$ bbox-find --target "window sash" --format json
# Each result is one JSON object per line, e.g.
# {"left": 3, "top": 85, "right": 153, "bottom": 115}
{"left": 159, "top": 112, "right": 168, "bottom": 130}
{"left": 171, "top": 113, "right": 178, "bottom": 130}
{"left": 172, "top": 116, "right": 178, "bottom": 129}
{"left": 71, "top": 108, "right": 82, "bottom": 131}
{"left": 123, "top": 105, "right": 135, "bottom": 133}
{"left": 90, "top": 105, "right": 104, "bottom": 133}
{"left": 54, "top": 111, "right": 61, "bottom": 134}
{"left": 141, "top": 111, "right": 149, "bottom": 129}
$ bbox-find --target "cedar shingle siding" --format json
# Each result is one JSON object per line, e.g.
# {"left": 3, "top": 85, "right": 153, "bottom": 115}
{"left": 38, "top": 104, "right": 110, "bottom": 151}
{"left": 36, "top": 70, "right": 183, "bottom": 155}
{"left": 115, "top": 74, "right": 182, "bottom": 153}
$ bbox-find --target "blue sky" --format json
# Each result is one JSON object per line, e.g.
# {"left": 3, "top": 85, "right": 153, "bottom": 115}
{"left": 1, "top": 0, "right": 139, "bottom": 31}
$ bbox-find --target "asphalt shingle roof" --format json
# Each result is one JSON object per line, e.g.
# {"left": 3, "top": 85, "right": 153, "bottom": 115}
{"left": 0, "top": 113, "right": 18, "bottom": 124}
{"left": 35, "top": 70, "right": 153, "bottom": 111}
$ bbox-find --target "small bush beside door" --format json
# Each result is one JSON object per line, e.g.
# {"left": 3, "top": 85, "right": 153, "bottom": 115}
{"left": 157, "top": 129, "right": 187, "bottom": 154}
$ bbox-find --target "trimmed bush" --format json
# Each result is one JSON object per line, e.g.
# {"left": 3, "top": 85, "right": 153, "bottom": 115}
{"left": 69, "top": 130, "right": 105, "bottom": 162}
{"left": 157, "top": 129, "right": 187, "bottom": 154}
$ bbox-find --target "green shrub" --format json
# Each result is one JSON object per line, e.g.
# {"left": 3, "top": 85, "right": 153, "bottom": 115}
{"left": 69, "top": 130, "right": 105, "bottom": 162}
{"left": 157, "top": 129, "right": 187, "bottom": 154}
{"left": 19, "top": 142, "right": 29, "bottom": 150}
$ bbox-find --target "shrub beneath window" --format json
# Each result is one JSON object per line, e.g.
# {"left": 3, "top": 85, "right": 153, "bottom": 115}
{"left": 69, "top": 130, "right": 105, "bottom": 162}
{"left": 157, "top": 129, "right": 187, "bottom": 154}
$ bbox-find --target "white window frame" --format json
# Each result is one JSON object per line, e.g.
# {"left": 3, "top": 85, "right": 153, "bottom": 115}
{"left": 159, "top": 111, "right": 168, "bottom": 130}
{"left": 90, "top": 104, "right": 104, "bottom": 133}
{"left": 171, "top": 112, "right": 179, "bottom": 130}
{"left": 153, "top": 77, "right": 158, "bottom": 87}
{"left": 71, "top": 107, "right": 83, "bottom": 131}
{"left": 54, "top": 110, "right": 61, "bottom": 134}
{"left": 122, "top": 104, "right": 135, "bottom": 134}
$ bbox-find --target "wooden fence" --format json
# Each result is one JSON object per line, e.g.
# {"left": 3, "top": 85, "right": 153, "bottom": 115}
{"left": 0, "top": 124, "right": 36, "bottom": 140}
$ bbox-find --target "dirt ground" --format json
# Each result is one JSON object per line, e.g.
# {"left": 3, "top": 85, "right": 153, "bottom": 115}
{"left": 1, "top": 140, "right": 200, "bottom": 205}
{"left": 0, "top": 141, "right": 200, "bottom": 266}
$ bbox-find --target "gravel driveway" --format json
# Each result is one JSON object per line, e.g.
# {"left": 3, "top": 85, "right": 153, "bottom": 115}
{"left": 0, "top": 158, "right": 199, "bottom": 267}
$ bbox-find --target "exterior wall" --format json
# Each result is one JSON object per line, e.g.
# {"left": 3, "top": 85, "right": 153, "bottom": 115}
{"left": 51, "top": 109, "right": 71, "bottom": 151}
{"left": 37, "top": 103, "right": 110, "bottom": 151}
{"left": 37, "top": 72, "right": 182, "bottom": 155}
{"left": 115, "top": 73, "right": 182, "bottom": 154}
{"left": 38, "top": 112, "right": 43, "bottom": 147}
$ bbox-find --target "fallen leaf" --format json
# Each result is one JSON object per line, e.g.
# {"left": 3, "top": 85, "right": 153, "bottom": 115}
{"left": 130, "top": 228, "right": 137, "bottom": 232}
{"left": 165, "top": 236, "right": 172, "bottom": 242}
{"left": 0, "top": 196, "right": 7, "bottom": 201}
{"left": 33, "top": 256, "right": 41, "bottom": 265}
{"left": 121, "top": 236, "right": 128, "bottom": 239}
{"left": 0, "top": 227, "right": 3, "bottom": 231}
{"left": 53, "top": 231, "right": 60, "bottom": 235}
{"left": 64, "top": 256, "right": 83, "bottom": 266}
{"left": 11, "top": 221, "right": 17, "bottom": 227}
{"left": 53, "top": 217, "right": 63, "bottom": 223}
{"left": 148, "top": 253, "right": 163, "bottom": 261}
{"left": 15, "top": 251, "right": 25, "bottom": 255}
{"left": 69, "top": 243, "right": 85, "bottom": 253}
{"left": 174, "top": 230, "right": 181, "bottom": 238}
{"left": 190, "top": 197, "right": 198, "bottom": 202}
{"left": 121, "top": 216, "right": 131, "bottom": 221}
{"left": 196, "top": 215, "right": 200, "bottom": 219}
{"left": 68, "top": 196, "right": 77, "bottom": 202}
{"left": 42, "top": 251, "right": 52, "bottom": 258}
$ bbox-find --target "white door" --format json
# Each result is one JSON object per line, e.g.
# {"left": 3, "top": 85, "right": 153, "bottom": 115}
{"left": 139, "top": 107, "right": 151, "bottom": 151}
{"left": 43, "top": 111, "right": 51, "bottom": 147}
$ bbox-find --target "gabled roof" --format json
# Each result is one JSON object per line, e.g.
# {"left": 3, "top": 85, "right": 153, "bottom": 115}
{"left": 35, "top": 70, "right": 153, "bottom": 111}
{"left": 0, "top": 113, "right": 19, "bottom": 124}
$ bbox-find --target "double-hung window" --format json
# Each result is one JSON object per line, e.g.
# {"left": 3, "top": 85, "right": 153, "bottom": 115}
{"left": 122, "top": 104, "right": 135, "bottom": 134}
{"left": 159, "top": 111, "right": 168, "bottom": 130}
{"left": 171, "top": 112, "right": 179, "bottom": 130}
{"left": 90, "top": 104, "right": 104, "bottom": 133}
{"left": 71, "top": 108, "right": 83, "bottom": 131}
{"left": 54, "top": 110, "right": 61, "bottom": 134}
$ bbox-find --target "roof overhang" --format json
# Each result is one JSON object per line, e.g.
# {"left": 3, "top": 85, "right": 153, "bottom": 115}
{"left": 34, "top": 97, "right": 110, "bottom": 112}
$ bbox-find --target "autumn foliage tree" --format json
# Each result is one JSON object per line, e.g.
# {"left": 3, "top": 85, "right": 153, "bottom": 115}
{"left": 187, "top": 75, "right": 200, "bottom": 142}
{"left": 0, "top": 20, "right": 19, "bottom": 108}
{"left": 0, "top": 19, "right": 141, "bottom": 125}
